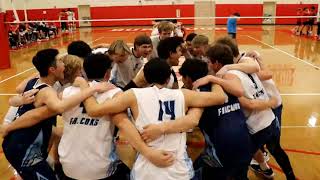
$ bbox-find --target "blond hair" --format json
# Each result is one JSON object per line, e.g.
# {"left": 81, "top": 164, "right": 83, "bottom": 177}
{"left": 191, "top": 35, "right": 209, "bottom": 46}
{"left": 157, "top": 21, "right": 174, "bottom": 33}
{"left": 108, "top": 40, "right": 131, "bottom": 55}
{"left": 60, "top": 54, "right": 82, "bottom": 83}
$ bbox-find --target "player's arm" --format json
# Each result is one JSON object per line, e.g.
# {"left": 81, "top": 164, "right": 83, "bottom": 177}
{"left": 16, "top": 72, "right": 39, "bottom": 93}
{"left": 123, "top": 68, "right": 148, "bottom": 90}
{"left": 112, "top": 112, "right": 174, "bottom": 167}
{"left": 76, "top": 79, "right": 135, "bottom": 117}
{"left": 183, "top": 84, "right": 226, "bottom": 108}
{"left": 8, "top": 89, "right": 39, "bottom": 107}
{"left": 218, "top": 57, "right": 260, "bottom": 75}
{"left": 246, "top": 51, "right": 273, "bottom": 81}
{"left": 256, "top": 70, "right": 273, "bottom": 81}
{"left": 141, "top": 108, "right": 203, "bottom": 143}
{"left": 0, "top": 106, "right": 56, "bottom": 137}
{"left": 193, "top": 74, "right": 244, "bottom": 97}
{"left": 238, "top": 96, "right": 277, "bottom": 111}
{"left": 39, "top": 82, "right": 109, "bottom": 114}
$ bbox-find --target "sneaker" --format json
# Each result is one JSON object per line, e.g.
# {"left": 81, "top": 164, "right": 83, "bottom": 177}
{"left": 250, "top": 164, "right": 275, "bottom": 179}
{"left": 250, "top": 151, "right": 270, "bottom": 165}
{"left": 263, "top": 151, "right": 270, "bottom": 162}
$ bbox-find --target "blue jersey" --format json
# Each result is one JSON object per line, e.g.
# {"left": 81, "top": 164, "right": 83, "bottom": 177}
{"left": 2, "top": 78, "right": 56, "bottom": 169}
{"left": 198, "top": 85, "right": 253, "bottom": 168}
{"left": 227, "top": 17, "right": 237, "bottom": 33}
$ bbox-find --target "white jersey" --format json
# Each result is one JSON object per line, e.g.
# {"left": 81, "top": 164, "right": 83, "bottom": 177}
{"left": 59, "top": 81, "right": 122, "bottom": 179}
{"left": 67, "top": 11, "right": 74, "bottom": 21}
{"left": 150, "top": 35, "right": 160, "bottom": 59}
{"left": 110, "top": 48, "right": 144, "bottom": 88}
{"left": 238, "top": 52, "right": 282, "bottom": 107}
{"left": 262, "top": 79, "right": 282, "bottom": 107}
{"left": 131, "top": 86, "right": 193, "bottom": 180}
{"left": 228, "top": 70, "right": 275, "bottom": 134}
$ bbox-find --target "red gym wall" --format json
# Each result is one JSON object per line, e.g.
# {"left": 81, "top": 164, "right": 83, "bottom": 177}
{"left": 5, "top": 4, "right": 318, "bottom": 26}
{"left": 0, "top": 12, "right": 10, "bottom": 68}
{"left": 5, "top": 8, "right": 79, "bottom": 27}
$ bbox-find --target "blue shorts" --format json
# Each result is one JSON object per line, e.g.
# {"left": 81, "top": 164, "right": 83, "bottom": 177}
{"left": 251, "top": 119, "right": 280, "bottom": 152}
{"left": 272, "top": 104, "right": 283, "bottom": 126}
{"left": 16, "top": 160, "right": 57, "bottom": 180}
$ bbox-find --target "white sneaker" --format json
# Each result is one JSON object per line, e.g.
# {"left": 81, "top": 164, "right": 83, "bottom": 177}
{"left": 250, "top": 151, "right": 270, "bottom": 165}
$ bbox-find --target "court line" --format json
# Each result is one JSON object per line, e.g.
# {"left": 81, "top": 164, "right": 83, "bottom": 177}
{"left": 281, "top": 126, "right": 320, "bottom": 128}
{"left": 0, "top": 37, "right": 104, "bottom": 85}
{"left": 88, "top": 36, "right": 105, "bottom": 45}
{"left": 0, "top": 67, "right": 35, "bottom": 85}
{"left": 280, "top": 93, "right": 320, "bottom": 96}
{"left": 284, "top": 148, "right": 320, "bottom": 156}
{"left": 244, "top": 35, "right": 320, "bottom": 70}
{"left": 268, "top": 163, "right": 301, "bottom": 180}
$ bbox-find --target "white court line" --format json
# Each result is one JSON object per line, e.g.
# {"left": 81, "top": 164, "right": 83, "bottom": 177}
{"left": 0, "top": 67, "right": 35, "bottom": 85}
{"left": 282, "top": 126, "right": 320, "bottom": 128}
{"left": 0, "top": 93, "right": 18, "bottom": 96}
{"left": 244, "top": 35, "right": 320, "bottom": 70}
{"left": 88, "top": 37, "right": 105, "bottom": 45}
{"left": 0, "top": 37, "right": 105, "bottom": 85}
{"left": 280, "top": 93, "right": 320, "bottom": 96}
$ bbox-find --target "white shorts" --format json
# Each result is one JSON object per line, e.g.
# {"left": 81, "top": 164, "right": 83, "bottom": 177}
{"left": 131, "top": 152, "right": 193, "bottom": 180}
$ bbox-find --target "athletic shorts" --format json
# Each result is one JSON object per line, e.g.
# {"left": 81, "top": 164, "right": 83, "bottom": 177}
{"left": 251, "top": 119, "right": 280, "bottom": 152}
{"left": 16, "top": 160, "right": 57, "bottom": 180}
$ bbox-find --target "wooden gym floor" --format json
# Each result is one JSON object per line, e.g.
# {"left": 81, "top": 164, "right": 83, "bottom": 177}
{"left": 0, "top": 25, "right": 319, "bottom": 179}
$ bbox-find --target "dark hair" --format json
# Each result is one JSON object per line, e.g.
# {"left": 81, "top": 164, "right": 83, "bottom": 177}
{"left": 179, "top": 59, "right": 208, "bottom": 82}
{"left": 233, "top": 12, "right": 240, "bottom": 17}
{"left": 134, "top": 34, "right": 152, "bottom": 50}
{"left": 186, "top": 33, "right": 197, "bottom": 42}
{"left": 83, "top": 53, "right": 112, "bottom": 80}
{"left": 215, "top": 36, "right": 240, "bottom": 58}
{"left": 67, "top": 41, "right": 92, "bottom": 59}
{"left": 32, "top": 48, "right": 59, "bottom": 77}
{"left": 155, "top": 19, "right": 177, "bottom": 24}
{"left": 157, "top": 36, "right": 184, "bottom": 60}
{"left": 206, "top": 43, "right": 234, "bottom": 66}
{"left": 144, "top": 58, "right": 171, "bottom": 85}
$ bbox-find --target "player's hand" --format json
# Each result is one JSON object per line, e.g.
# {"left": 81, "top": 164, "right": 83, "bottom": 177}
{"left": 215, "top": 65, "right": 230, "bottom": 78}
{"left": 192, "top": 75, "right": 215, "bottom": 90}
{"left": 73, "top": 77, "right": 89, "bottom": 88}
{"left": 141, "top": 123, "right": 164, "bottom": 143}
{"left": 246, "top": 50, "right": 263, "bottom": 64}
{"left": 144, "top": 149, "right": 175, "bottom": 168}
{"left": 269, "top": 96, "right": 278, "bottom": 109}
{"left": 93, "top": 82, "right": 116, "bottom": 93}
{"left": 21, "top": 89, "right": 39, "bottom": 105}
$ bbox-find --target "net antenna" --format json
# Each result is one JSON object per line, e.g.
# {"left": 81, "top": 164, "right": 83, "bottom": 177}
{"left": 10, "top": 0, "right": 20, "bottom": 22}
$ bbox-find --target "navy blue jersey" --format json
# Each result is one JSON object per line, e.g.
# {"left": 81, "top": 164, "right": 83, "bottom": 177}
{"left": 198, "top": 85, "right": 253, "bottom": 168}
{"left": 2, "top": 78, "right": 57, "bottom": 169}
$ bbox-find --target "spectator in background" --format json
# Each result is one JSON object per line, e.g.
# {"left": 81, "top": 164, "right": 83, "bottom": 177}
{"left": 299, "top": 7, "right": 310, "bottom": 36}
{"left": 293, "top": 8, "right": 302, "bottom": 35}
{"left": 308, "top": 6, "right": 316, "bottom": 36}
{"left": 317, "top": 9, "right": 320, "bottom": 40}
{"left": 60, "top": 10, "right": 68, "bottom": 32}
{"left": 227, "top": 12, "right": 241, "bottom": 39}
{"left": 184, "top": 33, "right": 197, "bottom": 59}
